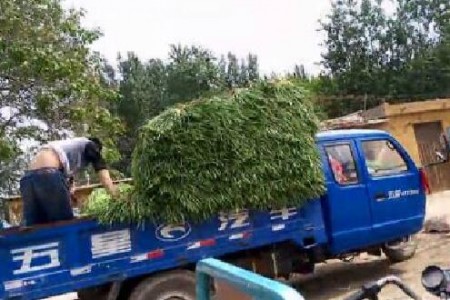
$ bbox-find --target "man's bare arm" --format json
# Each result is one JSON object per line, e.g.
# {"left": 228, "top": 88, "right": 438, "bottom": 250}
{"left": 98, "top": 169, "right": 118, "bottom": 197}
{"left": 84, "top": 140, "right": 118, "bottom": 197}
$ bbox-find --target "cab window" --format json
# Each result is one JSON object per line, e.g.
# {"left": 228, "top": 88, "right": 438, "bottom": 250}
{"left": 362, "top": 140, "right": 408, "bottom": 177}
{"left": 324, "top": 144, "right": 359, "bottom": 185}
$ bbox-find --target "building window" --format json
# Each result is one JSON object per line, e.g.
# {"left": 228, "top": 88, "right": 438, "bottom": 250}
{"left": 362, "top": 140, "right": 408, "bottom": 177}
{"left": 325, "top": 144, "right": 359, "bottom": 185}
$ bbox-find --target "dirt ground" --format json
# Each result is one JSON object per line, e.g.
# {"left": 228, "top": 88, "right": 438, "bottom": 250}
{"left": 46, "top": 191, "right": 450, "bottom": 300}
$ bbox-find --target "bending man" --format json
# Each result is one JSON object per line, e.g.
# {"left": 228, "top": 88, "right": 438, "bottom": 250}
{"left": 20, "top": 137, "right": 117, "bottom": 226}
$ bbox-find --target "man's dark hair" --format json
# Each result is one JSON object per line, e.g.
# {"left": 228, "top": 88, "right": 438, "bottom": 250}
{"left": 85, "top": 137, "right": 107, "bottom": 171}
{"left": 88, "top": 137, "right": 103, "bottom": 152}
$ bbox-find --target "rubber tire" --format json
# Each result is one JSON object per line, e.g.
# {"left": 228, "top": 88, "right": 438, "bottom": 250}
{"left": 129, "top": 270, "right": 196, "bottom": 300}
{"left": 383, "top": 235, "right": 418, "bottom": 263}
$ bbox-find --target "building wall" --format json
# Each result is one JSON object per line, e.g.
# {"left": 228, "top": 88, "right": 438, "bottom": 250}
{"left": 328, "top": 99, "right": 450, "bottom": 192}
{"left": 383, "top": 110, "right": 450, "bottom": 166}
{"left": 364, "top": 109, "right": 450, "bottom": 192}
{"left": 324, "top": 99, "right": 450, "bottom": 164}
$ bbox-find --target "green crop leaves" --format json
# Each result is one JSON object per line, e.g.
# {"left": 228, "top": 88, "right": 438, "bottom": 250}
{"left": 85, "top": 80, "right": 325, "bottom": 225}
{"left": 133, "top": 80, "right": 325, "bottom": 223}
{"left": 81, "top": 184, "right": 134, "bottom": 225}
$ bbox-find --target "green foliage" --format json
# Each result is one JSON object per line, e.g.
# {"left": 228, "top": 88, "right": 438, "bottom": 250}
{"left": 0, "top": 0, "right": 123, "bottom": 194}
{"left": 81, "top": 184, "right": 133, "bottom": 224}
{"left": 0, "top": 137, "right": 14, "bottom": 161}
{"left": 0, "top": 0, "right": 122, "bottom": 160}
{"left": 0, "top": 147, "right": 31, "bottom": 196}
{"left": 114, "top": 80, "right": 325, "bottom": 224}
{"left": 165, "top": 45, "right": 224, "bottom": 107}
{"left": 289, "top": 77, "right": 328, "bottom": 121}
{"left": 114, "top": 45, "right": 260, "bottom": 175}
{"left": 116, "top": 45, "right": 258, "bottom": 130}
{"left": 319, "top": 0, "right": 450, "bottom": 117}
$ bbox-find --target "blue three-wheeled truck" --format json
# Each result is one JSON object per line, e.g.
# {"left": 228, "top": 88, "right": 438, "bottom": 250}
{"left": 0, "top": 129, "right": 442, "bottom": 300}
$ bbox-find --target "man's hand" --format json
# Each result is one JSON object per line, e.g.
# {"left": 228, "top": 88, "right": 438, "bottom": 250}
{"left": 109, "top": 184, "right": 119, "bottom": 198}
{"left": 69, "top": 186, "right": 78, "bottom": 205}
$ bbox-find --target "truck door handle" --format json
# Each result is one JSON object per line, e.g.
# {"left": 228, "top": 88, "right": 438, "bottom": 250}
{"left": 375, "top": 193, "right": 388, "bottom": 200}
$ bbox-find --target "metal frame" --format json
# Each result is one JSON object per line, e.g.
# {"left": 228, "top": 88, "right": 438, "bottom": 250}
{"left": 196, "top": 258, "right": 305, "bottom": 300}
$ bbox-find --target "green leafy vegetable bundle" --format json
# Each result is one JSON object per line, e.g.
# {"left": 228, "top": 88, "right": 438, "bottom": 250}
{"left": 81, "top": 184, "right": 134, "bottom": 224}
{"left": 85, "top": 80, "right": 325, "bottom": 225}
{"left": 132, "top": 82, "right": 324, "bottom": 222}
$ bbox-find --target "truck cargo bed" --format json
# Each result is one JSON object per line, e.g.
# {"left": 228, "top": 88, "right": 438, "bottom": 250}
{"left": 0, "top": 200, "right": 326, "bottom": 300}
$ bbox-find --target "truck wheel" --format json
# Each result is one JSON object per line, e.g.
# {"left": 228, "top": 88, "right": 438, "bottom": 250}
{"left": 382, "top": 235, "right": 418, "bottom": 263}
{"left": 129, "top": 270, "right": 196, "bottom": 300}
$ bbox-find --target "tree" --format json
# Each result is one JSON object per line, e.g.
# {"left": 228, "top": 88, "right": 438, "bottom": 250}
{"left": 238, "top": 59, "right": 250, "bottom": 86}
{"left": 293, "top": 64, "right": 308, "bottom": 79}
{"left": 0, "top": 0, "right": 123, "bottom": 193}
{"left": 225, "top": 52, "right": 240, "bottom": 88}
{"left": 319, "top": 0, "right": 450, "bottom": 117}
{"left": 114, "top": 46, "right": 260, "bottom": 175}
{"left": 166, "top": 44, "right": 223, "bottom": 107}
{"left": 247, "top": 54, "right": 259, "bottom": 82}
{"left": 114, "top": 54, "right": 167, "bottom": 174}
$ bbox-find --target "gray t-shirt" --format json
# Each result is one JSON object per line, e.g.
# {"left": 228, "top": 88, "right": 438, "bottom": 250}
{"left": 41, "top": 137, "right": 106, "bottom": 177}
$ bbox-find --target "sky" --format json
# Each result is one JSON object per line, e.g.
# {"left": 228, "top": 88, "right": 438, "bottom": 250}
{"left": 63, "top": 0, "right": 332, "bottom": 75}
{"left": 3, "top": 1, "right": 333, "bottom": 154}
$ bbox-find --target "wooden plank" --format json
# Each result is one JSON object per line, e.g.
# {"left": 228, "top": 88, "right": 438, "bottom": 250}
{"left": 3, "top": 178, "right": 132, "bottom": 225}
{"left": 418, "top": 143, "right": 450, "bottom": 192}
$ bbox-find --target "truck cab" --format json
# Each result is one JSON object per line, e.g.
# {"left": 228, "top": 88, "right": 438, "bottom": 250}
{"left": 317, "top": 129, "right": 426, "bottom": 258}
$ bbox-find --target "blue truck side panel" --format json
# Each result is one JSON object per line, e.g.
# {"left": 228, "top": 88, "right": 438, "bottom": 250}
{"left": 0, "top": 200, "right": 326, "bottom": 300}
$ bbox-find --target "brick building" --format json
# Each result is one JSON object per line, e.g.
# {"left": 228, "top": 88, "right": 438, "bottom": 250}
{"left": 322, "top": 98, "right": 450, "bottom": 191}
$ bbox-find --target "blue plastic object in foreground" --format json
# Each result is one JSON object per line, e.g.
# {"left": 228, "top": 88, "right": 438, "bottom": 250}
{"left": 196, "top": 258, "right": 305, "bottom": 300}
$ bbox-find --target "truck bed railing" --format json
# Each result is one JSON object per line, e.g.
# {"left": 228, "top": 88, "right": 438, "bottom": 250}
{"left": 1, "top": 178, "right": 133, "bottom": 226}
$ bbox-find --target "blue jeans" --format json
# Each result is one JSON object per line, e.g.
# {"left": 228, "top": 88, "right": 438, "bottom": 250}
{"left": 20, "top": 168, "right": 73, "bottom": 226}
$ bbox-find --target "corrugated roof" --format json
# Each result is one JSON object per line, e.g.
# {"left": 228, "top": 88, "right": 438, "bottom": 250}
{"left": 320, "top": 110, "right": 387, "bottom": 130}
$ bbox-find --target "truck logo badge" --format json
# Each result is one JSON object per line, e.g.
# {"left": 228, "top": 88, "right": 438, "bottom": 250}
{"left": 11, "top": 242, "right": 60, "bottom": 275}
{"left": 156, "top": 223, "right": 191, "bottom": 241}
{"left": 385, "top": 189, "right": 420, "bottom": 201}
{"left": 388, "top": 190, "right": 402, "bottom": 199}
